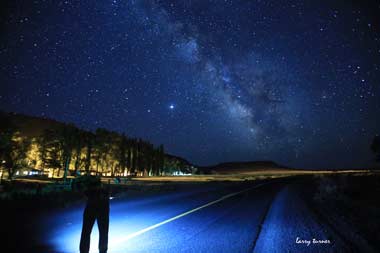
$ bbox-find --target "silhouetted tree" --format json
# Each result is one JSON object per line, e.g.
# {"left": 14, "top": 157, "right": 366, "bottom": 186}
{"left": 1, "top": 112, "right": 172, "bottom": 179}
{"left": 131, "top": 139, "right": 137, "bottom": 175}
{"left": 84, "top": 132, "right": 95, "bottom": 174}
{"left": 93, "top": 129, "right": 109, "bottom": 173}
{"left": 126, "top": 139, "right": 132, "bottom": 174}
{"left": 37, "top": 134, "right": 48, "bottom": 170}
{"left": 157, "top": 145, "right": 165, "bottom": 175}
{"left": 0, "top": 114, "right": 15, "bottom": 179}
{"left": 371, "top": 135, "right": 380, "bottom": 162}
{"left": 0, "top": 114, "right": 30, "bottom": 179}
{"left": 116, "top": 134, "right": 128, "bottom": 176}
{"left": 40, "top": 129, "right": 62, "bottom": 177}
{"left": 136, "top": 139, "right": 143, "bottom": 175}
{"left": 59, "top": 124, "right": 78, "bottom": 182}
{"left": 73, "top": 129, "right": 86, "bottom": 175}
{"left": 145, "top": 143, "right": 154, "bottom": 176}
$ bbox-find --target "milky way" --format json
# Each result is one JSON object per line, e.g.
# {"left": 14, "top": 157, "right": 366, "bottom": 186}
{"left": 0, "top": 0, "right": 379, "bottom": 168}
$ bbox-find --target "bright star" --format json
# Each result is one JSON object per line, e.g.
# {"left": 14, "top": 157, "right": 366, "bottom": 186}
{"left": 169, "top": 104, "right": 175, "bottom": 110}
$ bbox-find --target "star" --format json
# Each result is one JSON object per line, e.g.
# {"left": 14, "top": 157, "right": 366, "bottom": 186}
{"left": 0, "top": 0, "right": 378, "bottom": 169}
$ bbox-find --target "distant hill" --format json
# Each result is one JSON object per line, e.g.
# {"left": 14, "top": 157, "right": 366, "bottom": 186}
{"left": 1, "top": 111, "right": 291, "bottom": 175}
{"left": 199, "top": 161, "right": 288, "bottom": 174}
{"left": 165, "top": 153, "right": 192, "bottom": 166}
{"left": 0, "top": 111, "right": 66, "bottom": 138}
{"left": 0, "top": 111, "right": 190, "bottom": 164}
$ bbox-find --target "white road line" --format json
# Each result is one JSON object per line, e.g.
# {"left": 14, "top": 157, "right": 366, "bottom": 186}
{"left": 111, "top": 182, "right": 267, "bottom": 246}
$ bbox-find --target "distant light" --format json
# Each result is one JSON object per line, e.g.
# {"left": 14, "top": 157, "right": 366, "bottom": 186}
{"left": 169, "top": 104, "right": 175, "bottom": 110}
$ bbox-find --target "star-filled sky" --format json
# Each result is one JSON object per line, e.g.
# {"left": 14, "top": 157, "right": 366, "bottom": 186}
{"left": 1, "top": 0, "right": 379, "bottom": 168}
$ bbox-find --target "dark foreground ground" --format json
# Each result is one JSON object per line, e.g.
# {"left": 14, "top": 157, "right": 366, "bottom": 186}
{"left": 0, "top": 174, "right": 379, "bottom": 253}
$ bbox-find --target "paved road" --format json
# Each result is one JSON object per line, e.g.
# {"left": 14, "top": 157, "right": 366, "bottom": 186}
{"left": 34, "top": 179, "right": 345, "bottom": 253}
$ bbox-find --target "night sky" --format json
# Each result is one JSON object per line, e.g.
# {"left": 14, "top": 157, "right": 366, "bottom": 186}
{"left": 0, "top": 0, "right": 379, "bottom": 168}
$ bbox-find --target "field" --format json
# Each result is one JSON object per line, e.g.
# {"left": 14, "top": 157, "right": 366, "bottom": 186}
{"left": 118, "top": 169, "right": 373, "bottom": 182}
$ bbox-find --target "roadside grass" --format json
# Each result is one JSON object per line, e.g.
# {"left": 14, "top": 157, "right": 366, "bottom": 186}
{"left": 308, "top": 173, "right": 380, "bottom": 252}
{"left": 0, "top": 169, "right": 374, "bottom": 211}
{"left": 128, "top": 169, "right": 371, "bottom": 182}
{"left": 0, "top": 169, "right": 371, "bottom": 203}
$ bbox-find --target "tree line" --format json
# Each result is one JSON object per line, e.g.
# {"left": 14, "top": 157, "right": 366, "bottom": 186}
{"left": 0, "top": 113, "right": 169, "bottom": 179}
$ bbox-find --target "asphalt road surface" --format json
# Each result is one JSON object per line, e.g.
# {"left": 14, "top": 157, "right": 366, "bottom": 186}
{"left": 27, "top": 179, "right": 347, "bottom": 252}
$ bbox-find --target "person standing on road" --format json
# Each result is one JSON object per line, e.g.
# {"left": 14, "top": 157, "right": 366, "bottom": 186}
{"left": 79, "top": 176, "right": 110, "bottom": 253}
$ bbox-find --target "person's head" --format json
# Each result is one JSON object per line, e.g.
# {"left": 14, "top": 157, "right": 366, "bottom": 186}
{"left": 88, "top": 176, "right": 101, "bottom": 189}
{"left": 74, "top": 175, "right": 101, "bottom": 191}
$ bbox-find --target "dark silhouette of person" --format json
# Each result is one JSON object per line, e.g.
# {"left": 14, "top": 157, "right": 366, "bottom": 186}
{"left": 79, "top": 176, "right": 110, "bottom": 253}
